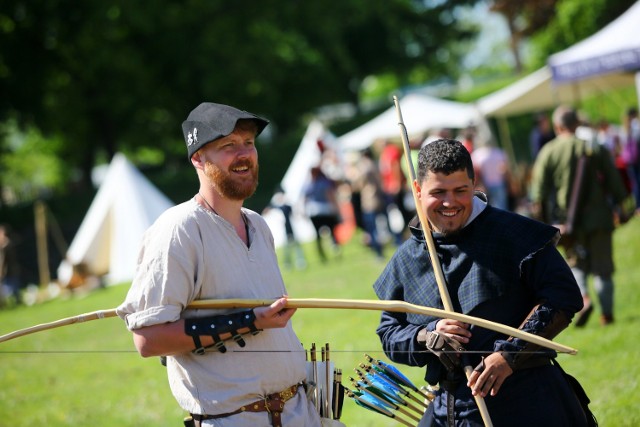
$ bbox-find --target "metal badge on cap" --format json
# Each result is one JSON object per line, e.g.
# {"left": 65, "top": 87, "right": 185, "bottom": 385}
{"left": 187, "top": 128, "right": 198, "bottom": 146}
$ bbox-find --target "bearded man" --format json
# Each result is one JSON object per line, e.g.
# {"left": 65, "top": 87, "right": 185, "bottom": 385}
{"left": 117, "top": 103, "right": 321, "bottom": 427}
{"left": 373, "top": 139, "right": 593, "bottom": 426}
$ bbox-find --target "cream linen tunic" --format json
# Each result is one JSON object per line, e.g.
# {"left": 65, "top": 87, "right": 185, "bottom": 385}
{"left": 117, "top": 198, "right": 320, "bottom": 426}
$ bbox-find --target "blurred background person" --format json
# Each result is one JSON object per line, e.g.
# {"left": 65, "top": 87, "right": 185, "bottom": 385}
{"left": 378, "top": 139, "right": 408, "bottom": 246}
{"left": 459, "top": 125, "right": 476, "bottom": 153}
{"left": 530, "top": 105, "right": 631, "bottom": 327}
{"left": 622, "top": 107, "right": 640, "bottom": 210}
{"left": 471, "top": 140, "right": 512, "bottom": 211}
{"left": 529, "top": 112, "right": 555, "bottom": 161}
{"left": 304, "top": 166, "right": 342, "bottom": 263}
{"left": 263, "top": 187, "right": 307, "bottom": 270}
{"left": 596, "top": 119, "right": 633, "bottom": 195}
{"left": 346, "top": 149, "right": 386, "bottom": 261}
{"left": 0, "top": 224, "right": 23, "bottom": 307}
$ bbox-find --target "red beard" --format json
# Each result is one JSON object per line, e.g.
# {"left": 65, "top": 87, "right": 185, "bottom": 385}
{"left": 204, "top": 160, "right": 259, "bottom": 200}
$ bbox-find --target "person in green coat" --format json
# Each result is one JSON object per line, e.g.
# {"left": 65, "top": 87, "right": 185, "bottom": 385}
{"left": 530, "top": 105, "right": 632, "bottom": 327}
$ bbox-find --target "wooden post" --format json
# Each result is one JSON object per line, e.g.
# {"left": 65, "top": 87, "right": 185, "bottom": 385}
{"left": 34, "top": 201, "right": 50, "bottom": 287}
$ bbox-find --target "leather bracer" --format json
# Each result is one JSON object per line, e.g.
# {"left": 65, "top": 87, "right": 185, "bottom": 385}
{"left": 418, "top": 329, "right": 465, "bottom": 371}
{"left": 184, "top": 310, "right": 261, "bottom": 354}
{"left": 495, "top": 303, "right": 570, "bottom": 370}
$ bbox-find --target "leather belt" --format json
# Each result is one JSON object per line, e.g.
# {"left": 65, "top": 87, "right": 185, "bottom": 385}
{"left": 191, "top": 384, "right": 301, "bottom": 427}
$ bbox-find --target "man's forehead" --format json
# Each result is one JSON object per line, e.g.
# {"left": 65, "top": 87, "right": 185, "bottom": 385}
{"left": 424, "top": 169, "right": 472, "bottom": 185}
{"left": 426, "top": 168, "right": 469, "bottom": 179}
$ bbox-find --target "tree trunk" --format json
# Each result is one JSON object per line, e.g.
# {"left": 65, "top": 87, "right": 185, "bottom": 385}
{"left": 506, "top": 18, "right": 523, "bottom": 74}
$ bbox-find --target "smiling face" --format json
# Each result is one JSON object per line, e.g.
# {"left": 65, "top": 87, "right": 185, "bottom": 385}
{"left": 199, "top": 122, "right": 259, "bottom": 201}
{"left": 416, "top": 169, "right": 475, "bottom": 235}
{"left": 415, "top": 139, "right": 476, "bottom": 236}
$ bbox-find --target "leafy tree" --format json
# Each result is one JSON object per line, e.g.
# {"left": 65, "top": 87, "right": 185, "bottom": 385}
{"left": 489, "top": 0, "right": 558, "bottom": 73}
{"left": 528, "top": 0, "right": 638, "bottom": 68}
{"left": 0, "top": 121, "right": 69, "bottom": 202}
{"left": 0, "top": 0, "right": 479, "bottom": 201}
{"left": 488, "top": 0, "right": 637, "bottom": 73}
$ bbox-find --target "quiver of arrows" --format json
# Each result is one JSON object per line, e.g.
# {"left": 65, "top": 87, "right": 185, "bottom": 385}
{"left": 344, "top": 354, "right": 438, "bottom": 427}
{"left": 305, "top": 342, "right": 345, "bottom": 422}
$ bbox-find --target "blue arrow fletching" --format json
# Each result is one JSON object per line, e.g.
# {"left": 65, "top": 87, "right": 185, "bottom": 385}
{"left": 360, "top": 391, "right": 386, "bottom": 407}
{"left": 354, "top": 397, "right": 388, "bottom": 416}
{"left": 378, "top": 359, "right": 418, "bottom": 391}
{"left": 352, "top": 391, "right": 394, "bottom": 417}
{"left": 370, "top": 369, "right": 410, "bottom": 396}
{"left": 366, "top": 374, "right": 405, "bottom": 403}
{"left": 364, "top": 385, "right": 402, "bottom": 407}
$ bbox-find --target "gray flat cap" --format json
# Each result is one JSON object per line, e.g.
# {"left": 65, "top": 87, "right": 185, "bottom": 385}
{"left": 182, "top": 102, "right": 269, "bottom": 159}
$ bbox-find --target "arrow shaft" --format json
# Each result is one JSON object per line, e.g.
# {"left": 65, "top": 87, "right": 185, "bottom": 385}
{"left": 355, "top": 384, "right": 422, "bottom": 422}
{"left": 346, "top": 389, "right": 416, "bottom": 427}
{"left": 364, "top": 367, "right": 429, "bottom": 410}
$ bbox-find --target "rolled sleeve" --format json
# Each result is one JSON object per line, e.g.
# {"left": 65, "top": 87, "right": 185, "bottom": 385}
{"left": 118, "top": 304, "right": 183, "bottom": 331}
{"left": 116, "top": 204, "right": 202, "bottom": 330}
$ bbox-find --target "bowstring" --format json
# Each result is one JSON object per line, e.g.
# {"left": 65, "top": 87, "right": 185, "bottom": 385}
{"left": 0, "top": 349, "right": 556, "bottom": 355}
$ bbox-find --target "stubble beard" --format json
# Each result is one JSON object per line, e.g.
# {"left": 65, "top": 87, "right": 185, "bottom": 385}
{"left": 437, "top": 225, "right": 463, "bottom": 238}
{"left": 204, "top": 160, "right": 259, "bottom": 201}
{"left": 430, "top": 213, "right": 464, "bottom": 237}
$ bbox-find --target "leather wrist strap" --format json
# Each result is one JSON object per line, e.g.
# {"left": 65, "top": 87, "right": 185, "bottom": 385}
{"left": 184, "top": 309, "right": 261, "bottom": 354}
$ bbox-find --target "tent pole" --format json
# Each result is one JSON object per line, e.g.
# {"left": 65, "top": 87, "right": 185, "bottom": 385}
{"left": 34, "top": 201, "right": 51, "bottom": 287}
{"left": 497, "top": 116, "right": 516, "bottom": 166}
{"left": 636, "top": 72, "right": 640, "bottom": 108}
{"left": 572, "top": 82, "right": 582, "bottom": 110}
{"left": 44, "top": 203, "right": 69, "bottom": 257}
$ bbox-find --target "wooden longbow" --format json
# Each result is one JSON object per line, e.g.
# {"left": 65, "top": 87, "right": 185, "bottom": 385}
{"left": 0, "top": 297, "right": 577, "bottom": 355}
{"left": 394, "top": 96, "right": 490, "bottom": 424}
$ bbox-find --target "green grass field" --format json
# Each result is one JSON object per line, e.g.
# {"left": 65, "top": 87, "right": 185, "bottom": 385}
{"left": 1, "top": 216, "right": 639, "bottom": 426}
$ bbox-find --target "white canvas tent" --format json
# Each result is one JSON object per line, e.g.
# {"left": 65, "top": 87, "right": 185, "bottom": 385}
{"left": 57, "top": 153, "right": 174, "bottom": 285}
{"left": 477, "top": 66, "right": 636, "bottom": 118}
{"left": 263, "top": 120, "right": 339, "bottom": 247}
{"left": 476, "top": 4, "right": 640, "bottom": 163}
{"left": 338, "top": 93, "right": 483, "bottom": 152}
{"left": 478, "top": 2, "right": 640, "bottom": 119}
{"left": 548, "top": 1, "right": 640, "bottom": 84}
{"left": 474, "top": 66, "right": 636, "bottom": 165}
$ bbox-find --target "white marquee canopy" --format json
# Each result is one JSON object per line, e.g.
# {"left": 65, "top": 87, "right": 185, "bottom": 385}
{"left": 548, "top": 1, "right": 640, "bottom": 83}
